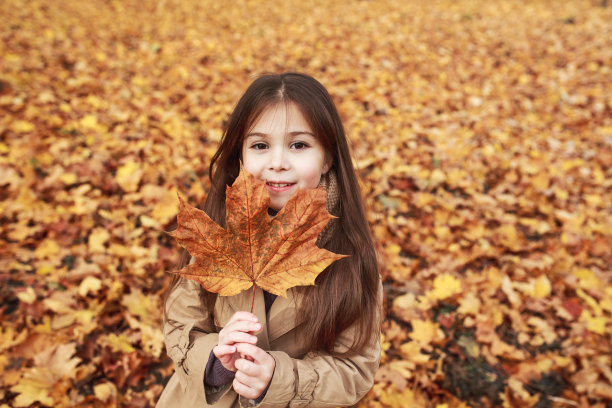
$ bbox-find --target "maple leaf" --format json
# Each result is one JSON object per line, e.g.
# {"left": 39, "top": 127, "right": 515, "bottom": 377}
{"left": 169, "top": 167, "right": 347, "bottom": 299}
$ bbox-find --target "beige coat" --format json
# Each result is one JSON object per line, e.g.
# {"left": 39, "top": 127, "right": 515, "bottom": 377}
{"left": 156, "top": 278, "right": 382, "bottom": 408}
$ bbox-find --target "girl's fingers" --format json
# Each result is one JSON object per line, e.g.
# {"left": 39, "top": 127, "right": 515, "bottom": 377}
{"left": 234, "top": 357, "right": 257, "bottom": 376}
{"left": 235, "top": 344, "right": 275, "bottom": 385}
{"left": 212, "top": 344, "right": 235, "bottom": 358}
{"left": 235, "top": 343, "right": 270, "bottom": 365}
{"left": 232, "top": 378, "right": 260, "bottom": 400}
{"left": 226, "top": 311, "right": 259, "bottom": 325}
{"left": 222, "top": 320, "right": 262, "bottom": 336}
{"left": 219, "top": 331, "right": 258, "bottom": 346}
{"left": 234, "top": 369, "right": 266, "bottom": 391}
{"left": 218, "top": 320, "right": 261, "bottom": 347}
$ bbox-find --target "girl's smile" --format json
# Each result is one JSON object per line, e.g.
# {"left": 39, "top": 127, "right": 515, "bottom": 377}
{"left": 242, "top": 102, "right": 330, "bottom": 211}
{"left": 265, "top": 181, "right": 295, "bottom": 193}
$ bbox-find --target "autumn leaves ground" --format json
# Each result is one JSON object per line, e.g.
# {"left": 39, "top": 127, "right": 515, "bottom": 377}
{"left": 1, "top": 0, "right": 611, "bottom": 407}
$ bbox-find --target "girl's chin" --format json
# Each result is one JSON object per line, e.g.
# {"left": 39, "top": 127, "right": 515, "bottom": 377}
{"left": 268, "top": 199, "right": 287, "bottom": 211}
{"left": 266, "top": 185, "right": 296, "bottom": 210}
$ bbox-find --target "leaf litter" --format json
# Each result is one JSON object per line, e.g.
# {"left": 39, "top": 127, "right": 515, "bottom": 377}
{"left": 1, "top": 0, "right": 611, "bottom": 407}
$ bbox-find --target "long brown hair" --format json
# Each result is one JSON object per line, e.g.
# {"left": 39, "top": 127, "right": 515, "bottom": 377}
{"left": 167, "top": 73, "right": 380, "bottom": 356}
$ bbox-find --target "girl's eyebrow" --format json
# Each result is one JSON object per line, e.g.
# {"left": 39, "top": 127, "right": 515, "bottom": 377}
{"left": 245, "top": 131, "right": 315, "bottom": 138}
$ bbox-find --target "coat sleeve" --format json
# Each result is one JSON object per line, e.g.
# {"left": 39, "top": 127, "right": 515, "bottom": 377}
{"left": 259, "top": 282, "right": 383, "bottom": 408}
{"left": 163, "top": 277, "right": 236, "bottom": 406}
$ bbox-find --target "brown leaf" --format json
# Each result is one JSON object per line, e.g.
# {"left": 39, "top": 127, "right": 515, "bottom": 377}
{"left": 170, "top": 167, "right": 347, "bottom": 297}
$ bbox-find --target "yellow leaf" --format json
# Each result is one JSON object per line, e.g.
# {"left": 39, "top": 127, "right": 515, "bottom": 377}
{"left": 88, "top": 228, "right": 110, "bottom": 253}
{"left": 554, "top": 187, "right": 569, "bottom": 201}
{"left": 577, "top": 288, "right": 602, "bottom": 315}
{"left": 464, "top": 223, "right": 485, "bottom": 241}
{"left": 37, "top": 342, "right": 81, "bottom": 379}
{"left": 399, "top": 341, "right": 431, "bottom": 364}
{"left": 11, "top": 343, "right": 81, "bottom": 407}
{"left": 537, "top": 358, "right": 553, "bottom": 372}
{"left": 574, "top": 268, "right": 601, "bottom": 290}
{"left": 116, "top": 160, "right": 143, "bottom": 193}
{"left": 79, "top": 114, "right": 105, "bottom": 132}
{"left": 11, "top": 120, "right": 35, "bottom": 133}
{"left": 553, "top": 355, "right": 572, "bottom": 368}
{"left": 103, "top": 333, "right": 135, "bottom": 353}
{"left": 94, "top": 382, "right": 117, "bottom": 402}
{"left": 601, "top": 297, "right": 612, "bottom": 314}
{"left": 584, "top": 194, "right": 603, "bottom": 207}
{"left": 121, "top": 288, "right": 156, "bottom": 324}
{"left": 532, "top": 275, "right": 551, "bottom": 299}
{"left": 582, "top": 311, "right": 607, "bottom": 335}
{"left": 59, "top": 172, "right": 77, "bottom": 185}
{"left": 379, "top": 386, "right": 426, "bottom": 407}
{"left": 17, "top": 287, "right": 36, "bottom": 304}
{"left": 385, "top": 243, "right": 401, "bottom": 256}
{"left": 0, "top": 327, "right": 28, "bottom": 353}
{"left": 140, "top": 215, "right": 159, "bottom": 228}
{"left": 125, "top": 314, "right": 165, "bottom": 357}
{"left": 34, "top": 239, "right": 60, "bottom": 259}
{"left": 393, "top": 292, "right": 417, "bottom": 310}
{"left": 493, "top": 309, "right": 504, "bottom": 326}
{"left": 430, "top": 168, "right": 446, "bottom": 186}
{"left": 34, "top": 316, "right": 52, "bottom": 334}
{"left": 78, "top": 276, "right": 102, "bottom": 297}
{"left": 531, "top": 172, "right": 550, "bottom": 190}
{"left": 501, "top": 275, "right": 520, "bottom": 306}
{"left": 151, "top": 190, "right": 180, "bottom": 225}
{"left": 51, "top": 314, "right": 76, "bottom": 330}
{"left": 36, "top": 265, "right": 54, "bottom": 276}
{"left": 434, "top": 225, "right": 451, "bottom": 239}
{"left": 10, "top": 368, "right": 55, "bottom": 407}
{"left": 410, "top": 319, "right": 440, "bottom": 345}
{"left": 429, "top": 274, "right": 462, "bottom": 300}
{"left": 527, "top": 316, "right": 557, "bottom": 344}
{"left": 458, "top": 295, "right": 481, "bottom": 315}
{"left": 497, "top": 224, "right": 520, "bottom": 251}
{"left": 507, "top": 378, "right": 539, "bottom": 406}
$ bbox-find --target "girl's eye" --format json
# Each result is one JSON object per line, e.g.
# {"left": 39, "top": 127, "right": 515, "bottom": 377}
{"left": 291, "top": 142, "right": 308, "bottom": 150}
{"left": 251, "top": 143, "right": 268, "bottom": 150}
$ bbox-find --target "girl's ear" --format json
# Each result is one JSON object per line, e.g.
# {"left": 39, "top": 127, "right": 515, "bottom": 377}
{"left": 322, "top": 155, "right": 332, "bottom": 175}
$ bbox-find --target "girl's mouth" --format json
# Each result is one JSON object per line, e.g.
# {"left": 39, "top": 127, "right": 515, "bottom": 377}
{"left": 266, "top": 181, "right": 295, "bottom": 193}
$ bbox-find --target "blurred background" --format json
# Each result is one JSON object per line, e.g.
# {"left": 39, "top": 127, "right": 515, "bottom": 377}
{"left": 0, "top": 0, "right": 610, "bottom": 406}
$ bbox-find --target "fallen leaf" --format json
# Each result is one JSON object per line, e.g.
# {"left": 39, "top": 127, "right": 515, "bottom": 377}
{"left": 94, "top": 382, "right": 117, "bottom": 402}
{"left": 428, "top": 274, "right": 462, "bottom": 301}
{"left": 10, "top": 343, "right": 81, "bottom": 407}
{"left": 78, "top": 276, "right": 103, "bottom": 297}
{"left": 88, "top": 228, "right": 110, "bottom": 253}
{"left": 17, "top": 288, "right": 37, "bottom": 305}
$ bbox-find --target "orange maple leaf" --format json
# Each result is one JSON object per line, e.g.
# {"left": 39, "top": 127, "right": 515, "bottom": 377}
{"left": 169, "top": 168, "right": 347, "bottom": 300}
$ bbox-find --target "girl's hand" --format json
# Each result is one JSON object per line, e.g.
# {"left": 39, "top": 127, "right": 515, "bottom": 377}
{"left": 213, "top": 311, "right": 261, "bottom": 372}
{"left": 233, "top": 343, "right": 276, "bottom": 400}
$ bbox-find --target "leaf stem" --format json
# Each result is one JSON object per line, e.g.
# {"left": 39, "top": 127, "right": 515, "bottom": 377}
{"left": 250, "top": 284, "right": 255, "bottom": 313}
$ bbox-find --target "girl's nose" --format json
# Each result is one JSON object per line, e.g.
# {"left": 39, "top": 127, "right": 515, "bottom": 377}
{"left": 268, "top": 146, "right": 289, "bottom": 170}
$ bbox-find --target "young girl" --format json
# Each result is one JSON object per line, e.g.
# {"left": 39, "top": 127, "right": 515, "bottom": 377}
{"left": 157, "top": 72, "right": 382, "bottom": 408}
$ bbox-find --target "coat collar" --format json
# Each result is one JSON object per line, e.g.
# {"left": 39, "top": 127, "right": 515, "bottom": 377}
{"left": 222, "top": 286, "right": 301, "bottom": 349}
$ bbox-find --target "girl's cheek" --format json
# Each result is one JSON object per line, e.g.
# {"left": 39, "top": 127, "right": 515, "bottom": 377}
{"left": 241, "top": 159, "right": 259, "bottom": 179}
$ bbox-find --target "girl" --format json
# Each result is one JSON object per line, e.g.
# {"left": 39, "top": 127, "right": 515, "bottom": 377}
{"left": 157, "top": 73, "right": 382, "bottom": 408}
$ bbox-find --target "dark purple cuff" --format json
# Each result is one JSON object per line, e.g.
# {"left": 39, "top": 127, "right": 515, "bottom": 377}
{"left": 254, "top": 379, "right": 271, "bottom": 403}
{"left": 204, "top": 350, "right": 235, "bottom": 387}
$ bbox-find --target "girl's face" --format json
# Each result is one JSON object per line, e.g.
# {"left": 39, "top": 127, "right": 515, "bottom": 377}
{"left": 242, "top": 102, "right": 331, "bottom": 211}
